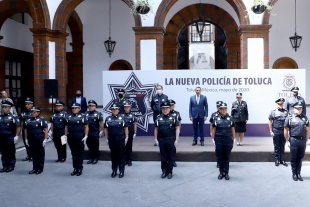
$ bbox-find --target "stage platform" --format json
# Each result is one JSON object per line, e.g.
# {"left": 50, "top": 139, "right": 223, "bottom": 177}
{"left": 84, "top": 137, "right": 310, "bottom": 162}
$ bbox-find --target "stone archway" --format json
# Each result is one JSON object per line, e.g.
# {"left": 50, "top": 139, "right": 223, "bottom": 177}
{"left": 163, "top": 4, "right": 240, "bottom": 69}
{"left": 272, "top": 57, "right": 298, "bottom": 69}
{"left": 109, "top": 60, "right": 133, "bottom": 70}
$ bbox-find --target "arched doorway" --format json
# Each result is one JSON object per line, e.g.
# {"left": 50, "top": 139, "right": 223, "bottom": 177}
{"left": 163, "top": 4, "right": 240, "bottom": 69}
{"left": 272, "top": 57, "right": 298, "bottom": 69}
{"left": 109, "top": 60, "right": 133, "bottom": 70}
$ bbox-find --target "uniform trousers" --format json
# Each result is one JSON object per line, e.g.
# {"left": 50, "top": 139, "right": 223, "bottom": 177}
{"left": 125, "top": 132, "right": 134, "bottom": 162}
{"left": 28, "top": 134, "right": 45, "bottom": 171}
{"left": 158, "top": 139, "right": 175, "bottom": 174}
{"left": 215, "top": 137, "right": 233, "bottom": 174}
{"left": 108, "top": 136, "right": 125, "bottom": 173}
{"left": 86, "top": 134, "right": 99, "bottom": 160}
{"left": 0, "top": 134, "right": 16, "bottom": 168}
{"left": 289, "top": 137, "right": 306, "bottom": 174}
{"left": 68, "top": 134, "right": 85, "bottom": 170}
{"left": 192, "top": 116, "right": 205, "bottom": 142}
{"left": 273, "top": 132, "right": 286, "bottom": 161}
{"left": 53, "top": 129, "right": 67, "bottom": 160}
{"left": 22, "top": 129, "right": 31, "bottom": 158}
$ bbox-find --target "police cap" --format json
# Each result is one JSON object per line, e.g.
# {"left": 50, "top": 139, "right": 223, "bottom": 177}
{"left": 216, "top": 101, "right": 223, "bottom": 106}
{"left": 1, "top": 100, "right": 13, "bottom": 107}
{"left": 117, "top": 89, "right": 125, "bottom": 94}
{"left": 293, "top": 101, "right": 303, "bottom": 108}
{"left": 275, "top": 98, "right": 285, "bottom": 104}
{"left": 161, "top": 102, "right": 170, "bottom": 108}
{"left": 55, "top": 100, "right": 65, "bottom": 106}
{"left": 219, "top": 103, "right": 228, "bottom": 108}
{"left": 72, "top": 103, "right": 80, "bottom": 108}
{"left": 31, "top": 106, "right": 40, "bottom": 112}
{"left": 25, "top": 97, "right": 33, "bottom": 104}
{"left": 111, "top": 103, "right": 120, "bottom": 109}
{"left": 124, "top": 101, "right": 131, "bottom": 107}
{"left": 291, "top": 87, "right": 299, "bottom": 92}
{"left": 236, "top": 93, "right": 242, "bottom": 97}
{"left": 168, "top": 99, "right": 176, "bottom": 105}
{"left": 88, "top": 100, "right": 97, "bottom": 106}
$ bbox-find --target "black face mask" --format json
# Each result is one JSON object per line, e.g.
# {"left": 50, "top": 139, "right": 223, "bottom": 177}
{"left": 76, "top": 94, "right": 82, "bottom": 97}
{"left": 118, "top": 94, "right": 124, "bottom": 99}
{"left": 293, "top": 92, "right": 298, "bottom": 96}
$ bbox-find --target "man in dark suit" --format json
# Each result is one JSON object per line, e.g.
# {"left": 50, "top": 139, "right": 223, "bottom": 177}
{"left": 189, "top": 86, "right": 208, "bottom": 146}
{"left": 72, "top": 90, "right": 87, "bottom": 113}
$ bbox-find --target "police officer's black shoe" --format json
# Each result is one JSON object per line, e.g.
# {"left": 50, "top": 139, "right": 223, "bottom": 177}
{"left": 297, "top": 174, "right": 303, "bottom": 181}
{"left": 5, "top": 167, "right": 14, "bottom": 173}
{"left": 292, "top": 174, "right": 298, "bottom": 181}
{"left": 29, "top": 158, "right": 33, "bottom": 162}
{"left": 200, "top": 142, "right": 204, "bottom": 146}
{"left": 87, "top": 159, "right": 93, "bottom": 164}
{"left": 60, "top": 159, "right": 66, "bottom": 163}
{"left": 161, "top": 173, "right": 167, "bottom": 179}
{"left": 173, "top": 162, "right": 177, "bottom": 167}
{"left": 111, "top": 171, "right": 117, "bottom": 178}
{"left": 35, "top": 170, "right": 43, "bottom": 175}
{"left": 154, "top": 143, "right": 158, "bottom": 146}
{"left": 275, "top": 160, "right": 280, "bottom": 166}
{"left": 218, "top": 173, "right": 224, "bottom": 180}
{"left": 71, "top": 169, "right": 78, "bottom": 176}
{"left": 76, "top": 170, "right": 82, "bottom": 176}
{"left": 128, "top": 161, "right": 132, "bottom": 166}
{"left": 167, "top": 173, "right": 173, "bottom": 179}
{"left": 225, "top": 174, "right": 230, "bottom": 180}
{"left": 55, "top": 159, "right": 60, "bottom": 162}
{"left": 280, "top": 161, "right": 288, "bottom": 167}
{"left": 29, "top": 170, "right": 37, "bottom": 174}
{"left": 119, "top": 172, "right": 124, "bottom": 178}
{"left": 92, "top": 159, "right": 98, "bottom": 165}
{"left": 22, "top": 156, "right": 30, "bottom": 161}
{"left": 192, "top": 141, "right": 197, "bottom": 146}
{"left": 0, "top": 168, "right": 7, "bottom": 173}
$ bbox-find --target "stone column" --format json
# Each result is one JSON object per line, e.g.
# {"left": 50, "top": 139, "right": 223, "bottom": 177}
{"left": 132, "top": 27, "right": 165, "bottom": 70}
{"left": 239, "top": 25, "right": 272, "bottom": 69}
{"left": 0, "top": 35, "right": 5, "bottom": 90}
{"left": 163, "top": 41, "right": 178, "bottom": 70}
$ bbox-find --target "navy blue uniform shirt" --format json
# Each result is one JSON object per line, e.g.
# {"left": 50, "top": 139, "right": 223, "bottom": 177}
{"left": 268, "top": 108, "right": 288, "bottom": 134}
{"left": 85, "top": 110, "right": 103, "bottom": 136}
{"left": 20, "top": 110, "right": 31, "bottom": 129}
{"left": 231, "top": 101, "right": 249, "bottom": 122}
{"left": 170, "top": 110, "right": 182, "bottom": 122}
{"left": 0, "top": 112, "right": 20, "bottom": 135}
{"left": 284, "top": 114, "right": 309, "bottom": 137}
{"left": 122, "top": 112, "right": 136, "bottom": 134}
{"left": 65, "top": 113, "right": 88, "bottom": 135}
{"left": 212, "top": 114, "right": 235, "bottom": 137}
{"left": 25, "top": 116, "right": 48, "bottom": 137}
{"left": 104, "top": 115, "right": 128, "bottom": 137}
{"left": 151, "top": 94, "right": 169, "bottom": 114}
{"left": 155, "top": 113, "right": 179, "bottom": 139}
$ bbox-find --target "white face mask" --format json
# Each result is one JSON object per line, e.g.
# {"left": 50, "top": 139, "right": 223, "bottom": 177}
{"left": 157, "top": 90, "right": 162, "bottom": 95}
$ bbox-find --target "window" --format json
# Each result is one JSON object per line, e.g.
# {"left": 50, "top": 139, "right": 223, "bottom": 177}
{"left": 191, "top": 22, "right": 211, "bottom": 43}
{"left": 5, "top": 60, "right": 22, "bottom": 114}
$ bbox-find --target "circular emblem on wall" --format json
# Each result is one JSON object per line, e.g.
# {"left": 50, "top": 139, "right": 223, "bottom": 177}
{"left": 283, "top": 74, "right": 296, "bottom": 90}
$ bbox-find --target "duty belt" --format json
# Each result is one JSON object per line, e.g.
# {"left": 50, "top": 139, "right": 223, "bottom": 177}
{"left": 290, "top": 136, "right": 303, "bottom": 140}
{"left": 109, "top": 135, "right": 125, "bottom": 139}
{"left": 215, "top": 136, "right": 231, "bottom": 139}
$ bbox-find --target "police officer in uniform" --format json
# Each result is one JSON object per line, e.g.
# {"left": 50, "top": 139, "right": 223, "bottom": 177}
{"left": 24, "top": 106, "right": 48, "bottom": 174}
{"left": 151, "top": 85, "right": 169, "bottom": 146}
{"left": 231, "top": 93, "right": 248, "bottom": 146}
{"left": 65, "top": 103, "right": 89, "bottom": 176}
{"left": 123, "top": 101, "right": 137, "bottom": 166}
{"left": 112, "top": 89, "right": 128, "bottom": 115}
{"left": 209, "top": 101, "right": 223, "bottom": 168}
{"left": 20, "top": 97, "right": 33, "bottom": 161}
{"left": 268, "top": 98, "right": 289, "bottom": 167}
{"left": 168, "top": 99, "right": 181, "bottom": 168}
{"left": 284, "top": 101, "right": 309, "bottom": 181}
{"left": 104, "top": 103, "right": 128, "bottom": 178}
{"left": 50, "top": 100, "right": 67, "bottom": 163}
{"left": 284, "top": 86, "right": 306, "bottom": 115}
{"left": 85, "top": 100, "right": 104, "bottom": 165}
{"left": 0, "top": 100, "right": 21, "bottom": 173}
{"left": 154, "top": 102, "right": 180, "bottom": 179}
{"left": 212, "top": 103, "right": 235, "bottom": 180}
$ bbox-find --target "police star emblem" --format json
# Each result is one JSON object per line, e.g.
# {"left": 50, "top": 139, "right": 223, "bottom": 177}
{"left": 103, "top": 72, "right": 157, "bottom": 132}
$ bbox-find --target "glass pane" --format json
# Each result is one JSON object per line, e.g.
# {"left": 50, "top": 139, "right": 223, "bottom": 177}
{"left": 6, "top": 90, "right": 10, "bottom": 97}
{"left": 12, "top": 62, "right": 16, "bottom": 70}
{"left": 12, "top": 79, "right": 16, "bottom": 88}
{"left": 17, "top": 63, "right": 21, "bottom": 76}
{"left": 12, "top": 89, "right": 16, "bottom": 97}
{"left": 12, "top": 66, "right": 16, "bottom": 76}
{"left": 5, "top": 79, "right": 9, "bottom": 87}
{"left": 17, "top": 89, "right": 21, "bottom": 97}
{"left": 5, "top": 60, "right": 9, "bottom": 69}
{"left": 17, "top": 80, "right": 20, "bottom": 88}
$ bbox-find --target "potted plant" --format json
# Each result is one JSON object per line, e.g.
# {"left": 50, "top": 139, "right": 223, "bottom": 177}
{"left": 130, "top": 0, "right": 151, "bottom": 15}
{"left": 251, "top": 0, "right": 273, "bottom": 14}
